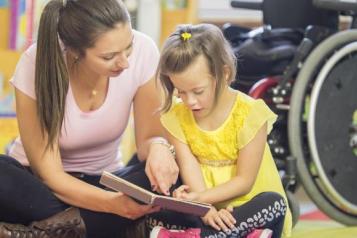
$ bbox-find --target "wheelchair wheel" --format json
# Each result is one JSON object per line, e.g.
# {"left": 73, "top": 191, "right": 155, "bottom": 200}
{"left": 289, "top": 30, "right": 357, "bottom": 225}
{"left": 286, "top": 190, "right": 300, "bottom": 227}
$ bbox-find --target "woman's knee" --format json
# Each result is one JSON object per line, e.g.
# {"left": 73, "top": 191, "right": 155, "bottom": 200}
{"left": 0, "top": 154, "right": 24, "bottom": 169}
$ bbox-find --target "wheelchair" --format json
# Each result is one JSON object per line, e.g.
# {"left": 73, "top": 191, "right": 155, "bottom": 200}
{"left": 224, "top": 0, "right": 357, "bottom": 226}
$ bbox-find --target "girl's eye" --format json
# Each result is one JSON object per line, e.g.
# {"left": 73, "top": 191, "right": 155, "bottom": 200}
{"left": 194, "top": 90, "right": 204, "bottom": 95}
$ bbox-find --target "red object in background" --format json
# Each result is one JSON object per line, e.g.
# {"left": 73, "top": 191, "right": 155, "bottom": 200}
{"left": 300, "top": 210, "right": 331, "bottom": 221}
{"left": 248, "top": 77, "right": 279, "bottom": 99}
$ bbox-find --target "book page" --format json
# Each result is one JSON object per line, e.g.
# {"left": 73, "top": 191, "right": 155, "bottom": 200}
{"left": 153, "top": 195, "right": 211, "bottom": 216}
{"left": 100, "top": 171, "right": 211, "bottom": 216}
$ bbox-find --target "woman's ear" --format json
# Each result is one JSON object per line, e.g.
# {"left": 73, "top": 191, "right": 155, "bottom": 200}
{"left": 67, "top": 48, "right": 81, "bottom": 62}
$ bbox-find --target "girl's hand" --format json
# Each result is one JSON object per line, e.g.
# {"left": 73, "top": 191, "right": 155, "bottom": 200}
{"left": 112, "top": 192, "right": 160, "bottom": 219}
{"left": 201, "top": 207, "right": 236, "bottom": 232}
{"left": 226, "top": 205, "right": 234, "bottom": 213}
{"left": 173, "top": 185, "right": 199, "bottom": 201}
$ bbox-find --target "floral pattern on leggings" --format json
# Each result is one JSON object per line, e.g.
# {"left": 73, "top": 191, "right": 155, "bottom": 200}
{"left": 147, "top": 197, "right": 287, "bottom": 238}
{"left": 203, "top": 198, "right": 287, "bottom": 238}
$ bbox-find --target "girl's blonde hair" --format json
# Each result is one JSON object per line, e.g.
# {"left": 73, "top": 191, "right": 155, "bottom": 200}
{"left": 157, "top": 23, "right": 237, "bottom": 112}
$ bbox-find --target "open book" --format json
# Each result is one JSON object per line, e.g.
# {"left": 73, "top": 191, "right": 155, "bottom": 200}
{"left": 100, "top": 171, "right": 211, "bottom": 216}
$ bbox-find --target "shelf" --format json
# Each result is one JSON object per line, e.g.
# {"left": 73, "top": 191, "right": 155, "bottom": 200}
{"left": 160, "top": 0, "right": 198, "bottom": 45}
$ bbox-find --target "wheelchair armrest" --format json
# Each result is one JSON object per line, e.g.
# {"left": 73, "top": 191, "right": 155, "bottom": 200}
{"left": 231, "top": 0, "right": 263, "bottom": 10}
{"left": 258, "top": 28, "right": 304, "bottom": 45}
{"left": 223, "top": 23, "right": 251, "bottom": 36}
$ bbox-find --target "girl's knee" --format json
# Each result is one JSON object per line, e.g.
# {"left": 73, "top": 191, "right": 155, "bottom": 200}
{"left": 257, "top": 192, "right": 288, "bottom": 218}
{"left": 263, "top": 192, "right": 285, "bottom": 201}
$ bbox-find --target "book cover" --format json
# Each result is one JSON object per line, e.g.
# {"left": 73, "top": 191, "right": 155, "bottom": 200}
{"left": 100, "top": 171, "right": 211, "bottom": 217}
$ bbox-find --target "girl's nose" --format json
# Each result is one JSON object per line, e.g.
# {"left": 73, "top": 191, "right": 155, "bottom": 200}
{"left": 186, "top": 94, "right": 197, "bottom": 107}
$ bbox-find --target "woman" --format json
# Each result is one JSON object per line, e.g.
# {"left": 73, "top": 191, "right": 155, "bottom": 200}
{"left": 0, "top": 0, "right": 178, "bottom": 237}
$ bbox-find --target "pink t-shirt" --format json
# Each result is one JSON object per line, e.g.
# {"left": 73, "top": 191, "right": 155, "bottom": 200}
{"left": 9, "top": 30, "right": 159, "bottom": 175}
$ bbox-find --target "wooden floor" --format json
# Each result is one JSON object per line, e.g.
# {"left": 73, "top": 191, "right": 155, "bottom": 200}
{"left": 291, "top": 188, "right": 357, "bottom": 238}
{"left": 292, "top": 221, "right": 357, "bottom": 238}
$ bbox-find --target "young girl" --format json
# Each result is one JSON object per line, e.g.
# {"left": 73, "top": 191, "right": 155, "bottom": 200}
{"left": 149, "top": 24, "right": 292, "bottom": 238}
{"left": 0, "top": 0, "right": 177, "bottom": 237}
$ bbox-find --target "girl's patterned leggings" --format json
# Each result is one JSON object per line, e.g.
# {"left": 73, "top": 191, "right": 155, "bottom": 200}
{"left": 146, "top": 192, "right": 287, "bottom": 238}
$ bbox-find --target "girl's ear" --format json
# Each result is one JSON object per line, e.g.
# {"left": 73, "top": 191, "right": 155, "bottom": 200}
{"left": 173, "top": 88, "right": 179, "bottom": 98}
{"left": 223, "top": 65, "right": 231, "bottom": 84}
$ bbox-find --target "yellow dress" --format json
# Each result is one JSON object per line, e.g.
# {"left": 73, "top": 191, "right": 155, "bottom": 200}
{"left": 161, "top": 91, "right": 292, "bottom": 237}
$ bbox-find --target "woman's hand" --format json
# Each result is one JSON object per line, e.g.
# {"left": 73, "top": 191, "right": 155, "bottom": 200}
{"left": 112, "top": 193, "right": 160, "bottom": 220}
{"left": 172, "top": 185, "right": 199, "bottom": 201}
{"left": 145, "top": 142, "right": 179, "bottom": 195}
{"left": 201, "top": 207, "right": 236, "bottom": 232}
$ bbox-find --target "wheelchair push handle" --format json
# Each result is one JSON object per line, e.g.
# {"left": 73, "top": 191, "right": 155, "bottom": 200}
{"left": 231, "top": 0, "right": 263, "bottom": 10}
{"left": 313, "top": 0, "right": 357, "bottom": 12}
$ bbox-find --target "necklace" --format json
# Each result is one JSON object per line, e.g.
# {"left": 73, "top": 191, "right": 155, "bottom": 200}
{"left": 68, "top": 56, "right": 99, "bottom": 98}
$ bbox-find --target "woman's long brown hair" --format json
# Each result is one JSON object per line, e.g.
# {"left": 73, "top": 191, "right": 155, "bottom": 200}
{"left": 35, "top": 0, "right": 130, "bottom": 149}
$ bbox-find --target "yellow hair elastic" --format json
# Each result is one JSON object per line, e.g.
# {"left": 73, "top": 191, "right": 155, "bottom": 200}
{"left": 181, "top": 32, "right": 192, "bottom": 41}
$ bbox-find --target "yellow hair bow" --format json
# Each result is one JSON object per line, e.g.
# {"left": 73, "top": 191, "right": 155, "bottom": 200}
{"left": 181, "top": 32, "right": 192, "bottom": 41}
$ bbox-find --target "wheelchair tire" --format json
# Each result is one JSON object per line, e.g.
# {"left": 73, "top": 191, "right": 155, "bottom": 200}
{"left": 286, "top": 190, "right": 300, "bottom": 228}
{"left": 289, "top": 30, "right": 357, "bottom": 225}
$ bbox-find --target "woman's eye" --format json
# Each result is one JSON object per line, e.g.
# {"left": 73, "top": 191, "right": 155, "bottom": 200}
{"left": 103, "top": 56, "right": 114, "bottom": 61}
{"left": 125, "top": 46, "right": 133, "bottom": 57}
{"left": 194, "top": 91, "right": 204, "bottom": 95}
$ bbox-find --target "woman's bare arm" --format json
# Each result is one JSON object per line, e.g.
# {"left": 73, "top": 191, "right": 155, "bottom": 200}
{"left": 15, "top": 88, "right": 155, "bottom": 219}
{"left": 133, "top": 77, "right": 179, "bottom": 194}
